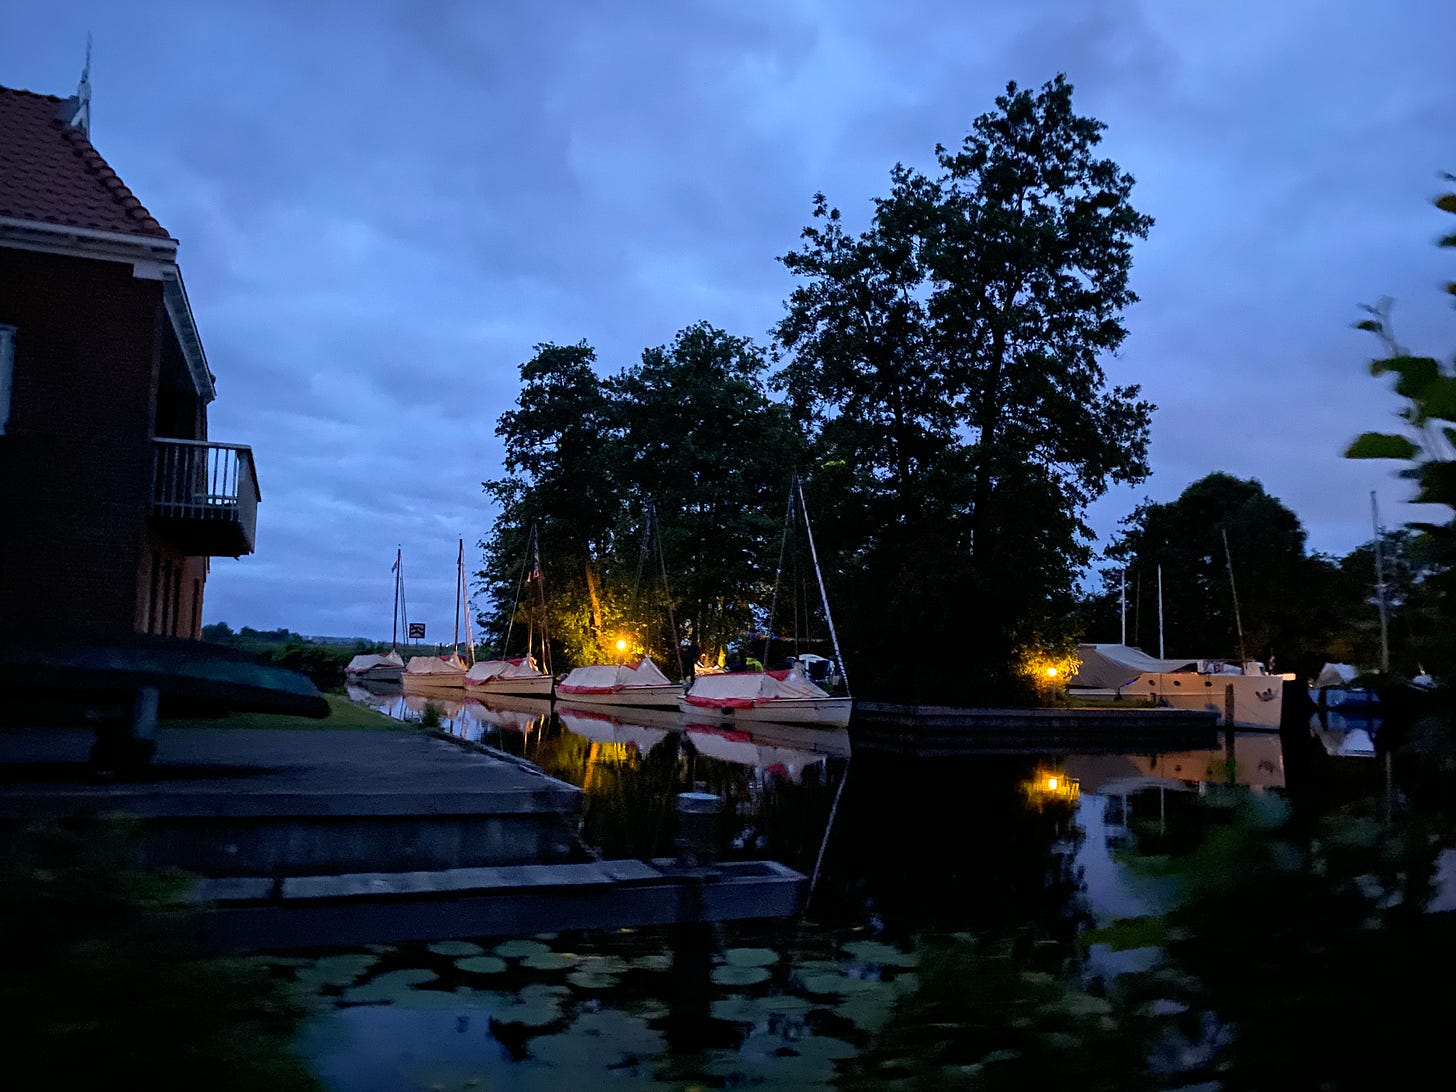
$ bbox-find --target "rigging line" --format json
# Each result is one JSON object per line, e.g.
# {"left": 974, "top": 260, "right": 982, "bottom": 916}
{"left": 501, "top": 522, "right": 531, "bottom": 658}
{"left": 805, "top": 761, "right": 849, "bottom": 913}
{"left": 1221, "top": 527, "right": 1246, "bottom": 665}
{"left": 652, "top": 501, "right": 685, "bottom": 679}
{"left": 764, "top": 477, "right": 796, "bottom": 668}
{"left": 532, "top": 522, "right": 553, "bottom": 675}
{"left": 799, "top": 475, "right": 849, "bottom": 694}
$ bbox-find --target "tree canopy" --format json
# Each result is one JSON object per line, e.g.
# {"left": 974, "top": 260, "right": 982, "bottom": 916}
{"left": 775, "top": 74, "right": 1153, "bottom": 700}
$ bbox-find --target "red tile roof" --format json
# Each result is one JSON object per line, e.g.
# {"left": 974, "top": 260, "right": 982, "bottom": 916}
{"left": 0, "top": 84, "right": 171, "bottom": 240}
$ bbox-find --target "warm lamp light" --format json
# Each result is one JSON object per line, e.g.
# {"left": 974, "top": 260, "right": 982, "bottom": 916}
{"left": 1046, "top": 776, "right": 1059, "bottom": 791}
{"left": 615, "top": 639, "right": 628, "bottom": 652}
{"left": 1045, "top": 667, "right": 1058, "bottom": 678}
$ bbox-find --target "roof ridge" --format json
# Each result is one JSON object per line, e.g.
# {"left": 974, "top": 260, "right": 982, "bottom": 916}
{"left": 54, "top": 121, "right": 168, "bottom": 235}
{"left": 0, "top": 84, "right": 66, "bottom": 104}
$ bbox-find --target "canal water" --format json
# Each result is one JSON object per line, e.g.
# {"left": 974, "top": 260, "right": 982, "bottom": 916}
{"left": 267, "top": 685, "right": 1391, "bottom": 1090}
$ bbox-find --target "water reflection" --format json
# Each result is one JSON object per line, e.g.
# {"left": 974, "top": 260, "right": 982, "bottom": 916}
{"left": 320, "top": 686, "right": 1394, "bottom": 1088}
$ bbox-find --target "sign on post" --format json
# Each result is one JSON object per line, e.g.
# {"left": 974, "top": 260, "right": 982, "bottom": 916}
{"left": 407, "top": 622, "right": 426, "bottom": 639}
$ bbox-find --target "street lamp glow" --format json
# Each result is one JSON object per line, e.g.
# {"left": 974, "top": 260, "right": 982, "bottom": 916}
{"left": 615, "top": 639, "right": 628, "bottom": 652}
{"left": 1045, "top": 666, "right": 1058, "bottom": 678}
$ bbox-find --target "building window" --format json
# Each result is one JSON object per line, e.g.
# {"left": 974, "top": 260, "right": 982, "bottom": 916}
{"left": 0, "top": 325, "right": 15, "bottom": 434}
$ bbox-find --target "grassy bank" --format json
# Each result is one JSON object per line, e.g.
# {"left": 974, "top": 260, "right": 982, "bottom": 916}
{"left": 162, "top": 693, "right": 408, "bottom": 731}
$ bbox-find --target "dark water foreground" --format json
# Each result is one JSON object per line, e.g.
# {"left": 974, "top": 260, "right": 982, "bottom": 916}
{"left": 260, "top": 688, "right": 1448, "bottom": 1090}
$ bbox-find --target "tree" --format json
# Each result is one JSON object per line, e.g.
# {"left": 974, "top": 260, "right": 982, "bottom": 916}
{"left": 1100, "top": 473, "right": 1342, "bottom": 675}
{"left": 481, "top": 342, "right": 623, "bottom": 667}
{"left": 776, "top": 74, "right": 1153, "bottom": 700}
{"left": 1344, "top": 173, "right": 1456, "bottom": 676}
{"left": 611, "top": 322, "right": 802, "bottom": 665}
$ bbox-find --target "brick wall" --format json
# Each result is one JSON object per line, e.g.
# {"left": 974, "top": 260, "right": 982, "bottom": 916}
{"left": 0, "top": 245, "right": 208, "bottom": 641}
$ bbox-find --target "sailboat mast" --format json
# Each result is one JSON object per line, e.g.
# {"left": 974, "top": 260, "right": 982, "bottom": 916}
{"left": 798, "top": 476, "right": 849, "bottom": 694}
{"left": 1372, "top": 491, "right": 1390, "bottom": 672}
{"left": 454, "top": 537, "right": 463, "bottom": 658}
{"left": 392, "top": 547, "right": 401, "bottom": 650}
{"left": 1120, "top": 567, "right": 1127, "bottom": 646}
{"left": 1221, "top": 527, "right": 1247, "bottom": 665}
{"left": 1157, "top": 563, "right": 1164, "bottom": 659}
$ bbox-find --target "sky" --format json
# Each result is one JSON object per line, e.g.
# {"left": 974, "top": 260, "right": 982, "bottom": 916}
{"left": 2, "top": 0, "right": 1453, "bottom": 640}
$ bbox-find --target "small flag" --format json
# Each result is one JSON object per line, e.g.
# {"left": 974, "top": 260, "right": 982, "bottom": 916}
{"left": 530, "top": 562, "right": 542, "bottom": 581}
{"left": 391, "top": 557, "right": 400, "bottom": 573}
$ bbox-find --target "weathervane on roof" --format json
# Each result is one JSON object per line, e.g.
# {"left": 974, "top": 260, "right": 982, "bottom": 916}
{"left": 62, "top": 34, "right": 93, "bottom": 136}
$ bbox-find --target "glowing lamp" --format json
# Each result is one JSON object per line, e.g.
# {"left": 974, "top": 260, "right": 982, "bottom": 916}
{"left": 615, "top": 639, "right": 628, "bottom": 652}
{"left": 1045, "top": 667, "right": 1058, "bottom": 678}
{"left": 1046, "top": 776, "right": 1059, "bottom": 791}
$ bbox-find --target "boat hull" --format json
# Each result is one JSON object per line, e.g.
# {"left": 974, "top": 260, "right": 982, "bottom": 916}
{"left": 402, "top": 672, "right": 467, "bottom": 693}
{"left": 678, "top": 695, "right": 852, "bottom": 729}
{"left": 347, "top": 665, "right": 404, "bottom": 684}
{"left": 1127, "top": 672, "right": 1285, "bottom": 731}
{"left": 555, "top": 684, "right": 684, "bottom": 710}
{"left": 463, "top": 673, "right": 555, "bottom": 699}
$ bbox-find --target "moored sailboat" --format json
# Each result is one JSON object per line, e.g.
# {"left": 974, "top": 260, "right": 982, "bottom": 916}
{"left": 346, "top": 547, "right": 407, "bottom": 684}
{"left": 679, "top": 475, "right": 851, "bottom": 729}
{"left": 403, "top": 537, "right": 474, "bottom": 692}
{"left": 465, "top": 521, "right": 556, "bottom": 699}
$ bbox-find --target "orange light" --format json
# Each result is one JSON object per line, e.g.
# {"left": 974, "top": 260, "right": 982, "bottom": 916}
{"left": 615, "top": 639, "right": 628, "bottom": 652}
{"left": 1047, "top": 776, "right": 1059, "bottom": 791}
{"left": 1045, "top": 667, "right": 1058, "bottom": 678}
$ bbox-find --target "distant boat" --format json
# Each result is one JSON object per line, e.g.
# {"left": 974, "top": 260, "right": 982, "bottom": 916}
{"left": 1068, "top": 643, "right": 1290, "bottom": 731}
{"left": 679, "top": 476, "right": 851, "bottom": 729}
{"left": 404, "top": 537, "right": 474, "bottom": 691}
{"left": 346, "top": 547, "right": 407, "bottom": 684}
{"left": 466, "top": 521, "right": 555, "bottom": 699}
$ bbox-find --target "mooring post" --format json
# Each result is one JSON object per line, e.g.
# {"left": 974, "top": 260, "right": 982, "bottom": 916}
{"left": 665, "top": 791, "right": 724, "bottom": 1050}
{"left": 1224, "top": 683, "right": 1236, "bottom": 783}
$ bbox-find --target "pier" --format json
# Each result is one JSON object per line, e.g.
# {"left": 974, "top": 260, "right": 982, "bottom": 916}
{"left": 850, "top": 702, "right": 1221, "bottom": 755}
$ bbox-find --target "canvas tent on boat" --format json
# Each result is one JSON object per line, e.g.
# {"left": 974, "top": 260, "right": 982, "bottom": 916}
{"left": 1067, "top": 644, "right": 1198, "bottom": 691}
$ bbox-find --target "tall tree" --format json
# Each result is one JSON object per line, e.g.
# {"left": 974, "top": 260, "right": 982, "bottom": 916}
{"left": 776, "top": 75, "right": 1153, "bottom": 700}
{"left": 481, "top": 342, "right": 623, "bottom": 666}
{"left": 611, "top": 322, "right": 802, "bottom": 666}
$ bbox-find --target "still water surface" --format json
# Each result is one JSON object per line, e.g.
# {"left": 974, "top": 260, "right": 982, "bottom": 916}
{"left": 269, "top": 685, "right": 1382, "bottom": 1090}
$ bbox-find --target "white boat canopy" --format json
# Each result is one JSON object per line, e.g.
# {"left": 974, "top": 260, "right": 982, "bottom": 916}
{"left": 1068, "top": 644, "right": 1199, "bottom": 689}
{"left": 405, "top": 654, "right": 467, "bottom": 676}
{"left": 346, "top": 650, "right": 404, "bottom": 674}
{"left": 559, "top": 655, "right": 673, "bottom": 694}
{"left": 684, "top": 666, "right": 830, "bottom": 708}
{"left": 466, "top": 656, "right": 545, "bottom": 683}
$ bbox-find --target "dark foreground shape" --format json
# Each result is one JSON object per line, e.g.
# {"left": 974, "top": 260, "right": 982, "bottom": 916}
{"left": 0, "top": 635, "right": 327, "bottom": 773}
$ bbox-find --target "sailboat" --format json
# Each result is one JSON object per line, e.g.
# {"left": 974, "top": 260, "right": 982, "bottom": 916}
{"left": 345, "top": 547, "right": 407, "bottom": 684}
{"left": 556, "top": 500, "right": 685, "bottom": 711}
{"left": 679, "top": 476, "right": 852, "bottom": 728}
{"left": 403, "top": 537, "right": 473, "bottom": 691}
{"left": 465, "top": 521, "right": 556, "bottom": 699}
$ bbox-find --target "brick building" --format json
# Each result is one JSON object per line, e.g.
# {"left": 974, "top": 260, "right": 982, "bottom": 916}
{"left": 0, "top": 77, "right": 257, "bottom": 643}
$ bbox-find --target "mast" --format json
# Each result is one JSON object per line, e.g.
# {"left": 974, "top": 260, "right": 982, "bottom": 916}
{"left": 797, "top": 475, "right": 849, "bottom": 695}
{"left": 1372, "top": 491, "right": 1390, "bottom": 672}
{"left": 392, "top": 546, "right": 401, "bottom": 650}
{"left": 1120, "top": 567, "right": 1127, "bottom": 646}
{"left": 1221, "top": 527, "right": 1247, "bottom": 665}
{"left": 454, "top": 537, "right": 463, "bottom": 659}
{"left": 1157, "top": 563, "right": 1164, "bottom": 659}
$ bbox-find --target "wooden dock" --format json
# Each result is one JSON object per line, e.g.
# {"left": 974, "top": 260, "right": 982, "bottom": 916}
{"left": 850, "top": 702, "right": 1221, "bottom": 755}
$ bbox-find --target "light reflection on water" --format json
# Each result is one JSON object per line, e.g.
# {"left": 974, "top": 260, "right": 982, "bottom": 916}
{"left": 291, "top": 685, "right": 1368, "bottom": 1089}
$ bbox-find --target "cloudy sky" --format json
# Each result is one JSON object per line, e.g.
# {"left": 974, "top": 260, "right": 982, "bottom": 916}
{"left": 3, "top": 1, "right": 1452, "bottom": 640}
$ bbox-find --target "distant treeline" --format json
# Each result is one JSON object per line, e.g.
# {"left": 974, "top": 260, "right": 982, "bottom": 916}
{"left": 200, "top": 622, "right": 384, "bottom": 692}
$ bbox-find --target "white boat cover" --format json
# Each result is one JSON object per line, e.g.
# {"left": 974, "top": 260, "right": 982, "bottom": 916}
{"left": 682, "top": 666, "right": 829, "bottom": 709}
{"left": 405, "top": 653, "right": 467, "bottom": 676}
{"left": 558, "top": 655, "right": 673, "bottom": 694}
{"left": 346, "top": 650, "right": 404, "bottom": 674}
{"left": 465, "top": 656, "right": 546, "bottom": 684}
{"left": 1068, "top": 644, "right": 1199, "bottom": 689}
{"left": 1314, "top": 662, "right": 1359, "bottom": 688}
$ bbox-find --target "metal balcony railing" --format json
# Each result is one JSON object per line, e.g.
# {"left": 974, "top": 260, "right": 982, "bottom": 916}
{"left": 151, "top": 438, "right": 260, "bottom": 556}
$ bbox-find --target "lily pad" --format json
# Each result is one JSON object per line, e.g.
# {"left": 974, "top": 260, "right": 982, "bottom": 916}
{"left": 521, "top": 950, "right": 576, "bottom": 971}
{"left": 712, "top": 994, "right": 815, "bottom": 1023}
{"left": 495, "top": 939, "right": 552, "bottom": 959}
{"left": 457, "top": 956, "right": 508, "bottom": 975}
{"left": 711, "top": 964, "right": 771, "bottom": 987}
{"left": 342, "top": 968, "right": 437, "bottom": 1004}
{"left": 574, "top": 954, "right": 630, "bottom": 975}
{"left": 797, "top": 971, "right": 881, "bottom": 996}
{"left": 723, "top": 947, "right": 779, "bottom": 968}
{"left": 428, "top": 940, "right": 484, "bottom": 957}
{"left": 491, "top": 983, "right": 570, "bottom": 1027}
{"left": 631, "top": 953, "right": 673, "bottom": 972}
{"left": 840, "top": 940, "right": 919, "bottom": 968}
{"left": 566, "top": 969, "right": 621, "bottom": 990}
{"left": 835, "top": 989, "right": 898, "bottom": 1032}
{"left": 295, "top": 953, "right": 379, "bottom": 991}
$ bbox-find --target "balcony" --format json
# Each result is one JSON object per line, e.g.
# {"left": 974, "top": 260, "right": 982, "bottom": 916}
{"left": 151, "top": 438, "right": 259, "bottom": 557}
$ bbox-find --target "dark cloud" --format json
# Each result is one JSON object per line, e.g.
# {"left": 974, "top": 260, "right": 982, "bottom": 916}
{"left": 3, "top": 0, "right": 1453, "bottom": 636}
